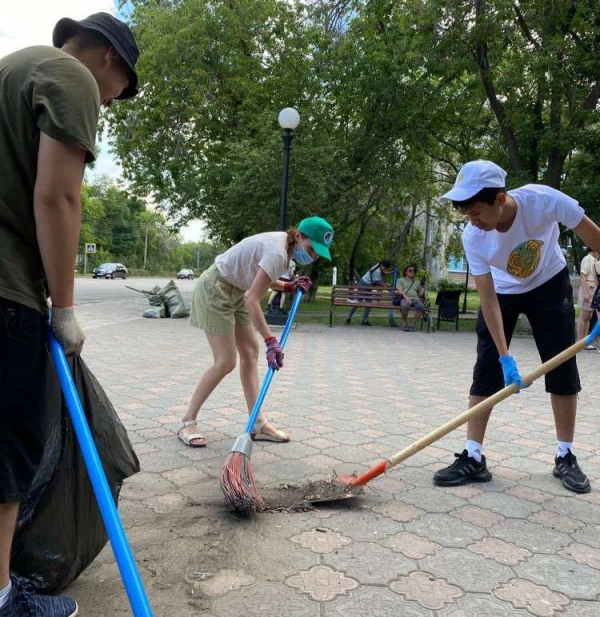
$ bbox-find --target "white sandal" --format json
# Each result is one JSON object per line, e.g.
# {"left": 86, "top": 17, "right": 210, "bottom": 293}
{"left": 251, "top": 418, "right": 290, "bottom": 443}
{"left": 177, "top": 420, "right": 206, "bottom": 448}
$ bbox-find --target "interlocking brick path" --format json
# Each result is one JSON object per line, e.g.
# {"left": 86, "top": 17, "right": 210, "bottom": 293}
{"left": 69, "top": 292, "right": 600, "bottom": 615}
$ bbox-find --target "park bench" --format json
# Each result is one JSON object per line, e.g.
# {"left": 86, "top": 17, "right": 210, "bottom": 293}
{"left": 330, "top": 285, "right": 433, "bottom": 332}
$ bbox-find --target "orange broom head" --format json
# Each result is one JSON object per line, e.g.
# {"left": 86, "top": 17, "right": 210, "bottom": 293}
{"left": 220, "top": 450, "right": 265, "bottom": 515}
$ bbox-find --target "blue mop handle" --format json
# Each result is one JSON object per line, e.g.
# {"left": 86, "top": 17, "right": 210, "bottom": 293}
{"left": 244, "top": 289, "right": 304, "bottom": 434}
{"left": 47, "top": 330, "right": 153, "bottom": 617}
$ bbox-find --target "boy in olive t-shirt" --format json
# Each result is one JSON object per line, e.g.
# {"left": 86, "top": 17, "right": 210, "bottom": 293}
{"left": 0, "top": 12, "right": 139, "bottom": 616}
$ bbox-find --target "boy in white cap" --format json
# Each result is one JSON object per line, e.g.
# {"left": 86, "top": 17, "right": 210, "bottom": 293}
{"left": 434, "top": 160, "right": 600, "bottom": 493}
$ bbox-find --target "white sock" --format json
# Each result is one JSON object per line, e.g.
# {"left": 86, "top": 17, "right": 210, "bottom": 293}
{"left": 466, "top": 439, "right": 483, "bottom": 463}
{"left": 0, "top": 581, "right": 12, "bottom": 609}
{"left": 557, "top": 441, "right": 573, "bottom": 458}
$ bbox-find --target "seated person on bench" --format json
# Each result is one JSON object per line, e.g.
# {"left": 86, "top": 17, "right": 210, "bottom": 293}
{"left": 394, "top": 263, "right": 425, "bottom": 331}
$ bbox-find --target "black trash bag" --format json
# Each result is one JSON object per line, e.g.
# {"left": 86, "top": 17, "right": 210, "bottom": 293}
{"left": 11, "top": 355, "right": 140, "bottom": 593}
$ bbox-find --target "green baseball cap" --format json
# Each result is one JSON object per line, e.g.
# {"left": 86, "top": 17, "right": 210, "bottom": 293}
{"left": 297, "top": 216, "right": 334, "bottom": 260}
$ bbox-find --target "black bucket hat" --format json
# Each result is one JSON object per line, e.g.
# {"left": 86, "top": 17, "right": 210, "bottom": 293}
{"left": 53, "top": 12, "right": 139, "bottom": 100}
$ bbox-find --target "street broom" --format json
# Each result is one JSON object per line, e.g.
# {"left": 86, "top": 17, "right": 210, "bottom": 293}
{"left": 220, "top": 289, "right": 305, "bottom": 515}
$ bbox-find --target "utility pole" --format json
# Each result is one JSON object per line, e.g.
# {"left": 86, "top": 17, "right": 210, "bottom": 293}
{"left": 143, "top": 224, "right": 149, "bottom": 269}
{"left": 196, "top": 247, "right": 200, "bottom": 270}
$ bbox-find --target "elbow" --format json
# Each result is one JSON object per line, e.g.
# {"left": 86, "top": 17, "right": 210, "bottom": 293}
{"left": 245, "top": 297, "right": 260, "bottom": 312}
{"left": 34, "top": 188, "right": 81, "bottom": 213}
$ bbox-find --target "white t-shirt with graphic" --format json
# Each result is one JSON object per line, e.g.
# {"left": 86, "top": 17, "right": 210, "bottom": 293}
{"left": 215, "top": 232, "right": 290, "bottom": 291}
{"left": 462, "top": 184, "right": 584, "bottom": 294}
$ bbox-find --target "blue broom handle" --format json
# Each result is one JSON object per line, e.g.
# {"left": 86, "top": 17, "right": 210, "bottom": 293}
{"left": 47, "top": 330, "right": 153, "bottom": 617}
{"left": 244, "top": 289, "right": 304, "bottom": 434}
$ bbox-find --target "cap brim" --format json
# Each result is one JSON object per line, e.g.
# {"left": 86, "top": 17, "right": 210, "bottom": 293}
{"left": 438, "top": 186, "right": 482, "bottom": 205}
{"left": 311, "top": 242, "right": 331, "bottom": 260}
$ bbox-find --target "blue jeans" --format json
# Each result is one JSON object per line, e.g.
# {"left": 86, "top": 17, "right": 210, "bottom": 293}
{"left": 347, "top": 280, "right": 372, "bottom": 321}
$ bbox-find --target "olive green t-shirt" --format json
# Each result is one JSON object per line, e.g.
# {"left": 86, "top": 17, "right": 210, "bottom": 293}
{"left": 0, "top": 46, "right": 100, "bottom": 314}
{"left": 397, "top": 276, "right": 422, "bottom": 299}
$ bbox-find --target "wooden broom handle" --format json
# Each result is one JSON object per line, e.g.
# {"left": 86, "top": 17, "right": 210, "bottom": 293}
{"left": 387, "top": 337, "right": 589, "bottom": 470}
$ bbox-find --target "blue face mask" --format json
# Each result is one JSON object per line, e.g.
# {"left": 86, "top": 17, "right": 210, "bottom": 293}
{"left": 294, "top": 244, "right": 316, "bottom": 266}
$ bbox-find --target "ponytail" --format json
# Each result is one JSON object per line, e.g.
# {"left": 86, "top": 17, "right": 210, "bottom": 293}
{"left": 286, "top": 227, "right": 299, "bottom": 249}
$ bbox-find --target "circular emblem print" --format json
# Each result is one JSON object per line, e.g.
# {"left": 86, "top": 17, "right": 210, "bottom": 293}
{"left": 323, "top": 231, "right": 333, "bottom": 245}
{"left": 507, "top": 239, "right": 543, "bottom": 278}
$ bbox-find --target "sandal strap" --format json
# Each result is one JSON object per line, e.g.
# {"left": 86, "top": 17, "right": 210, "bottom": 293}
{"left": 253, "top": 418, "right": 268, "bottom": 432}
{"left": 179, "top": 420, "right": 198, "bottom": 430}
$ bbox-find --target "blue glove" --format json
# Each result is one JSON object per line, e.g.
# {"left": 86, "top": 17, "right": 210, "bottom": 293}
{"left": 498, "top": 355, "right": 523, "bottom": 389}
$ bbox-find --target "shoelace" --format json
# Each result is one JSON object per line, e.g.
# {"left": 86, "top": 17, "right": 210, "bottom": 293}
{"left": 561, "top": 453, "right": 583, "bottom": 474}
{"left": 451, "top": 451, "right": 469, "bottom": 466}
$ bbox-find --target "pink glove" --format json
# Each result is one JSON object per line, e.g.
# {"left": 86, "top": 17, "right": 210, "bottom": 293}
{"left": 265, "top": 336, "right": 284, "bottom": 370}
{"left": 283, "top": 276, "right": 312, "bottom": 295}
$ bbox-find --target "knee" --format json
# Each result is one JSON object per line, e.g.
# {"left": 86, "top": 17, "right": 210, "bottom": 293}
{"left": 215, "top": 357, "right": 237, "bottom": 375}
{"left": 239, "top": 344, "right": 259, "bottom": 365}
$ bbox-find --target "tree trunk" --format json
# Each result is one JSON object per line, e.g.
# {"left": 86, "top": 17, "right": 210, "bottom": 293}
{"left": 347, "top": 213, "right": 371, "bottom": 283}
{"left": 389, "top": 202, "right": 418, "bottom": 259}
{"left": 545, "top": 80, "right": 567, "bottom": 188}
{"left": 474, "top": 0, "right": 526, "bottom": 178}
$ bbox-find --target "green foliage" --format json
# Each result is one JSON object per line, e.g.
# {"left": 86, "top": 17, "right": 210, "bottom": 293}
{"left": 102, "top": 0, "right": 599, "bottom": 282}
{"left": 436, "top": 278, "right": 465, "bottom": 292}
{"left": 81, "top": 175, "right": 222, "bottom": 274}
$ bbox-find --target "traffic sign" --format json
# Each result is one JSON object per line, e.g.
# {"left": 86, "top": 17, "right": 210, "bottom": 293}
{"left": 86, "top": 243, "right": 96, "bottom": 254}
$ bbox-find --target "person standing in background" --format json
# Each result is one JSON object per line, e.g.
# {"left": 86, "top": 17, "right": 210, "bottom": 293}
{"left": 346, "top": 259, "right": 392, "bottom": 326}
{"left": 576, "top": 248, "right": 599, "bottom": 350}
{"left": 267, "top": 259, "right": 296, "bottom": 314}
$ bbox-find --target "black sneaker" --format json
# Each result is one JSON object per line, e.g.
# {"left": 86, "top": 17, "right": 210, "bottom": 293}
{"left": 0, "top": 579, "right": 78, "bottom": 616}
{"left": 433, "top": 450, "right": 492, "bottom": 486}
{"left": 362, "top": 321, "right": 373, "bottom": 326}
{"left": 553, "top": 450, "right": 591, "bottom": 494}
{"left": 345, "top": 318, "right": 351, "bottom": 325}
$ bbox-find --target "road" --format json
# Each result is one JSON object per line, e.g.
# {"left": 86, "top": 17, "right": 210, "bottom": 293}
{"left": 75, "top": 276, "right": 196, "bottom": 304}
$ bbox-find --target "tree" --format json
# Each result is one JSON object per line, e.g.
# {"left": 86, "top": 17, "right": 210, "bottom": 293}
{"left": 418, "top": 0, "right": 600, "bottom": 188}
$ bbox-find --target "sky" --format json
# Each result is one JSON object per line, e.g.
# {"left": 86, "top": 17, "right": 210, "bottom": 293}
{"left": 1, "top": 0, "right": 204, "bottom": 242}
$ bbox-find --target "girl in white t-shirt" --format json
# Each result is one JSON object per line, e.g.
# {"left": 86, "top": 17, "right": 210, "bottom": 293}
{"left": 178, "top": 217, "right": 334, "bottom": 447}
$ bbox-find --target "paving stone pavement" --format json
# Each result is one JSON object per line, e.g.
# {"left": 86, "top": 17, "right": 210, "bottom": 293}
{"left": 68, "top": 292, "right": 600, "bottom": 616}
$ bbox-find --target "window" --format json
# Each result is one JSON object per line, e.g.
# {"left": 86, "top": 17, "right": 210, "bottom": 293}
{"left": 448, "top": 256, "right": 467, "bottom": 273}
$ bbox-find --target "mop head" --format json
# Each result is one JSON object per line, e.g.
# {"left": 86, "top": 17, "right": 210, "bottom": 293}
{"left": 220, "top": 435, "right": 265, "bottom": 515}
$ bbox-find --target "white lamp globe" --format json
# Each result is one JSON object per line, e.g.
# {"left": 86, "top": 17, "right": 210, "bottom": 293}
{"left": 278, "top": 107, "right": 300, "bottom": 130}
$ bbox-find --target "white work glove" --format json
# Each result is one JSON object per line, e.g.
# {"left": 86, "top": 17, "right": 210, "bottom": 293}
{"left": 51, "top": 306, "right": 85, "bottom": 356}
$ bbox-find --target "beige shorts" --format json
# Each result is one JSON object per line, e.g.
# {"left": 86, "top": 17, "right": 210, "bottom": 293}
{"left": 190, "top": 264, "right": 252, "bottom": 336}
{"left": 577, "top": 284, "right": 597, "bottom": 312}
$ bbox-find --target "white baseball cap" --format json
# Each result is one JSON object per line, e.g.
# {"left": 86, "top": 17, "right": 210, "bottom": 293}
{"left": 438, "top": 160, "right": 507, "bottom": 205}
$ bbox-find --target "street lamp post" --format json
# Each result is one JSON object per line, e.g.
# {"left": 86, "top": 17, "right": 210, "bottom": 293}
{"left": 266, "top": 108, "right": 300, "bottom": 324}
{"left": 277, "top": 107, "right": 300, "bottom": 231}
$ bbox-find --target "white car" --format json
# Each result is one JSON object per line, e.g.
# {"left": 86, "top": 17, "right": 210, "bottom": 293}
{"left": 177, "top": 269, "right": 194, "bottom": 280}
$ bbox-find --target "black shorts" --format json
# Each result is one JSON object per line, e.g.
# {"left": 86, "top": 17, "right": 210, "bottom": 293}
{"left": 0, "top": 298, "right": 49, "bottom": 503}
{"left": 471, "top": 268, "right": 580, "bottom": 397}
